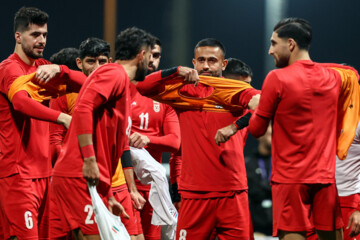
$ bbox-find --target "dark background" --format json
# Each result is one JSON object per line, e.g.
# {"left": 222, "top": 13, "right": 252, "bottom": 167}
{"left": 2, "top": 0, "right": 360, "bottom": 156}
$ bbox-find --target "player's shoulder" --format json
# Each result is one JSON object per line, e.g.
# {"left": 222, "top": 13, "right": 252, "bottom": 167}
{"left": 35, "top": 58, "right": 51, "bottom": 65}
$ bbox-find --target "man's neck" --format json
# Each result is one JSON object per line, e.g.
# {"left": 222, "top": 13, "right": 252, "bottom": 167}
{"left": 289, "top": 49, "right": 311, "bottom": 66}
{"left": 115, "top": 59, "right": 137, "bottom": 81}
{"left": 14, "top": 44, "right": 35, "bottom": 66}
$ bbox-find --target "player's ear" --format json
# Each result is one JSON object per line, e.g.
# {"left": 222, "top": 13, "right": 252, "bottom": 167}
{"left": 15, "top": 32, "right": 21, "bottom": 44}
{"left": 222, "top": 59, "right": 228, "bottom": 71}
{"left": 138, "top": 50, "right": 145, "bottom": 62}
{"left": 76, "top": 58, "right": 83, "bottom": 70}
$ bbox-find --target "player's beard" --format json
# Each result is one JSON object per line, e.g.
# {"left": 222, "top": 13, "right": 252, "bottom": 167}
{"left": 274, "top": 53, "right": 290, "bottom": 69}
{"left": 22, "top": 43, "right": 44, "bottom": 59}
{"left": 134, "top": 60, "right": 149, "bottom": 82}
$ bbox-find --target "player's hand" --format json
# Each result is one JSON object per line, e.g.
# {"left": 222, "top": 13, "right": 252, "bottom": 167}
{"left": 215, "top": 123, "right": 238, "bottom": 146}
{"left": 248, "top": 94, "right": 260, "bottom": 110}
{"left": 129, "top": 132, "right": 150, "bottom": 148}
{"left": 178, "top": 67, "right": 199, "bottom": 87}
{"left": 347, "top": 210, "right": 360, "bottom": 237}
{"left": 173, "top": 201, "right": 181, "bottom": 211}
{"left": 82, "top": 156, "right": 99, "bottom": 186}
{"left": 35, "top": 64, "right": 61, "bottom": 84}
{"left": 129, "top": 190, "right": 146, "bottom": 210}
{"left": 108, "top": 196, "right": 130, "bottom": 219}
{"left": 56, "top": 112, "right": 72, "bottom": 129}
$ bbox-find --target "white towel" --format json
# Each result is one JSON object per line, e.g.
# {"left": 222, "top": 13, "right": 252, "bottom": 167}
{"left": 88, "top": 184, "right": 130, "bottom": 240}
{"left": 130, "top": 147, "right": 178, "bottom": 240}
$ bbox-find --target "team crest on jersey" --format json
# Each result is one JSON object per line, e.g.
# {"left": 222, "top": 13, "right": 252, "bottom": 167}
{"left": 153, "top": 101, "right": 160, "bottom": 112}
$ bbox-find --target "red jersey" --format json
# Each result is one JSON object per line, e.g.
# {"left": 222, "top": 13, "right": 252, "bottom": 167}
{"left": 251, "top": 60, "right": 342, "bottom": 184}
{"left": 49, "top": 93, "right": 78, "bottom": 164}
{"left": 136, "top": 70, "right": 260, "bottom": 195}
{"left": 130, "top": 82, "right": 180, "bottom": 190}
{"left": 52, "top": 63, "right": 131, "bottom": 195}
{"left": 0, "top": 53, "right": 54, "bottom": 178}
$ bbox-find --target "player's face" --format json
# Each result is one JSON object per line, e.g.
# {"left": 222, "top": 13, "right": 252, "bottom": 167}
{"left": 192, "top": 46, "right": 227, "bottom": 77}
{"left": 79, "top": 55, "right": 110, "bottom": 76}
{"left": 268, "top": 32, "right": 290, "bottom": 68}
{"left": 135, "top": 47, "right": 152, "bottom": 81}
{"left": 148, "top": 44, "right": 161, "bottom": 73}
{"left": 18, "top": 23, "right": 48, "bottom": 59}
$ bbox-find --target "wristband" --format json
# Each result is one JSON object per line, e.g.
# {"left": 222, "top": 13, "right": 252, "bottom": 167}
{"left": 234, "top": 112, "right": 252, "bottom": 130}
{"left": 80, "top": 144, "right": 95, "bottom": 158}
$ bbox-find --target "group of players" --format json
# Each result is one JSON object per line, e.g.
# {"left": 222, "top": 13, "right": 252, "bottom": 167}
{"left": 0, "top": 5, "right": 360, "bottom": 240}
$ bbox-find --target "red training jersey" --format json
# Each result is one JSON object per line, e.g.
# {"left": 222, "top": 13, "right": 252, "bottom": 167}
{"left": 0, "top": 53, "right": 54, "bottom": 178}
{"left": 130, "top": 82, "right": 180, "bottom": 190}
{"left": 52, "top": 63, "right": 131, "bottom": 195}
{"left": 251, "top": 60, "right": 342, "bottom": 184}
{"left": 136, "top": 70, "right": 260, "bottom": 196}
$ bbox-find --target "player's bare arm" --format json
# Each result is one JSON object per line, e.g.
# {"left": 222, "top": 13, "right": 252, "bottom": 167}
{"left": 56, "top": 112, "right": 72, "bottom": 129}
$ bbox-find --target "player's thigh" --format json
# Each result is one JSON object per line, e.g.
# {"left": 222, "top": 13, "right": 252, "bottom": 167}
{"left": 176, "top": 198, "right": 216, "bottom": 240}
{"left": 52, "top": 176, "right": 99, "bottom": 236}
{"left": 312, "top": 184, "right": 343, "bottom": 231}
{"left": 215, "top": 191, "right": 250, "bottom": 240}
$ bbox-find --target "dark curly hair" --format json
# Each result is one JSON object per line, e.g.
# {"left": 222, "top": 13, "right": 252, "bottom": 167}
{"left": 115, "top": 27, "right": 154, "bottom": 61}
{"left": 79, "top": 37, "right": 110, "bottom": 60}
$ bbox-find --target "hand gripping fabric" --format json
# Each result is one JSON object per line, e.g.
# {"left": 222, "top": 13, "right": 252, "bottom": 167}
{"left": 87, "top": 184, "right": 130, "bottom": 240}
{"left": 130, "top": 147, "right": 178, "bottom": 240}
{"left": 151, "top": 75, "right": 252, "bottom": 112}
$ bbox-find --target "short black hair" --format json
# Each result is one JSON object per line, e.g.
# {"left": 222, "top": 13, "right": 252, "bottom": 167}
{"left": 115, "top": 27, "right": 154, "bottom": 61}
{"left": 153, "top": 36, "right": 161, "bottom": 48}
{"left": 274, "top": 18, "right": 312, "bottom": 50}
{"left": 79, "top": 37, "right": 110, "bottom": 60}
{"left": 194, "top": 38, "right": 226, "bottom": 57}
{"left": 50, "top": 48, "right": 80, "bottom": 71}
{"left": 223, "top": 58, "right": 253, "bottom": 78}
{"left": 14, "top": 7, "right": 49, "bottom": 33}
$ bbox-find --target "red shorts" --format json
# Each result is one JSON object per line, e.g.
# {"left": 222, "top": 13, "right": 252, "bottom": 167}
{"left": 272, "top": 183, "right": 343, "bottom": 236}
{"left": 340, "top": 194, "right": 360, "bottom": 240}
{"left": 49, "top": 178, "right": 74, "bottom": 240}
{"left": 0, "top": 175, "right": 50, "bottom": 240}
{"left": 51, "top": 176, "right": 100, "bottom": 235}
{"left": 176, "top": 190, "right": 250, "bottom": 240}
{"left": 135, "top": 189, "right": 161, "bottom": 240}
{"left": 113, "top": 187, "right": 140, "bottom": 235}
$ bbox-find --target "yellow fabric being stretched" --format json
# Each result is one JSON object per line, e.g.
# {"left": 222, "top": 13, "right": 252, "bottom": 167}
{"left": 151, "top": 75, "right": 253, "bottom": 112}
{"left": 111, "top": 160, "right": 126, "bottom": 187}
{"left": 330, "top": 66, "right": 360, "bottom": 160}
{"left": 8, "top": 72, "right": 67, "bottom": 102}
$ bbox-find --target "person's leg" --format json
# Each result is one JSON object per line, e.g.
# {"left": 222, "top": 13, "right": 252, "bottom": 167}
{"left": 312, "top": 184, "right": 343, "bottom": 240}
{"left": 316, "top": 229, "right": 343, "bottom": 240}
{"left": 277, "top": 231, "right": 306, "bottom": 240}
{"left": 4, "top": 175, "right": 47, "bottom": 239}
{"left": 215, "top": 191, "right": 250, "bottom": 240}
{"left": 176, "top": 197, "right": 216, "bottom": 240}
{"left": 271, "top": 183, "right": 313, "bottom": 238}
{"left": 52, "top": 177, "right": 100, "bottom": 237}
